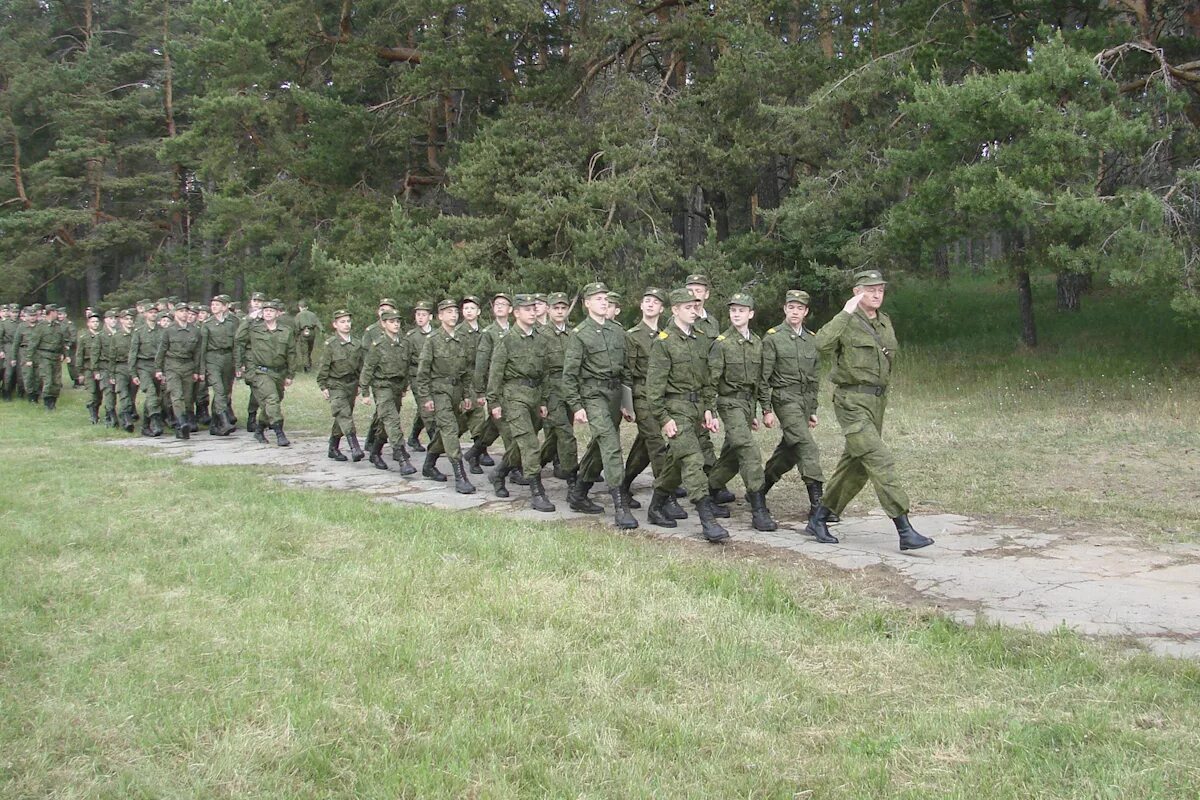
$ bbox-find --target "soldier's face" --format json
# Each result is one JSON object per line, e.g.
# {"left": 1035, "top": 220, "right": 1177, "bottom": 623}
{"left": 728, "top": 305, "right": 753, "bottom": 328}
{"left": 855, "top": 284, "right": 886, "bottom": 311}
{"left": 211, "top": 301, "right": 227, "bottom": 316}
{"left": 158, "top": 316, "right": 171, "bottom": 328}
{"left": 197, "top": 310, "right": 209, "bottom": 322}
{"left": 333, "top": 316, "right": 352, "bottom": 334}
{"left": 534, "top": 301, "right": 548, "bottom": 318}
{"left": 784, "top": 302, "right": 808, "bottom": 327}
{"left": 673, "top": 300, "right": 700, "bottom": 326}
{"left": 641, "top": 296, "right": 663, "bottom": 319}
{"left": 549, "top": 303, "right": 570, "bottom": 324}
{"left": 462, "top": 302, "right": 480, "bottom": 322}
{"left": 414, "top": 309, "right": 432, "bottom": 328}
{"left": 105, "top": 318, "right": 117, "bottom": 332}
{"left": 492, "top": 299, "right": 511, "bottom": 320}
{"left": 87, "top": 318, "right": 101, "bottom": 331}
{"left": 584, "top": 293, "right": 608, "bottom": 318}
{"left": 382, "top": 318, "right": 401, "bottom": 335}
{"left": 687, "top": 284, "right": 709, "bottom": 303}
{"left": 438, "top": 307, "right": 459, "bottom": 327}
{"left": 262, "top": 307, "right": 279, "bottom": 323}
{"left": 605, "top": 304, "right": 620, "bottom": 320}
{"left": 250, "top": 299, "right": 263, "bottom": 312}
{"left": 514, "top": 305, "right": 537, "bottom": 326}
{"left": 120, "top": 318, "right": 133, "bottom": 331}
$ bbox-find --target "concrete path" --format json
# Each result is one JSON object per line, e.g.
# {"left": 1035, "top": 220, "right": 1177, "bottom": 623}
{"left": 110, "top": 433, "right": 1200, "bottom": 658}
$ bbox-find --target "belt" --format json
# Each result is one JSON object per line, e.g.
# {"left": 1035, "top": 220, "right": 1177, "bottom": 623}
{"left": 839, "top": 384, "right": 886, "bottom": 396}
{"left": 719, "top": 390, "right": 754, "bottom": 401}
{"left": 584, "top": 376, "right": 621, "bottom": 389}
{"left": 207, "top": 347, "right": 233, "bottom": 354}
{"left": 664, "top": 391, "right": 701, "bottom": 403}
{"left": 512, "top": 377, "right": 539, "bottom": 388}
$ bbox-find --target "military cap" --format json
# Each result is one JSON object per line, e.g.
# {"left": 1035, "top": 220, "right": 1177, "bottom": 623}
{"left": 461, "top": 294, "right": 483, "bottom": 308}
{"left": 86, "top": 310, "right": 100, "bottom": 320}
{"left": 379, "top": 309, "right": 401, "bottom": 322}
{"left": 138, "top": 298, "right": 152, "bottom": 307}
{"left": 104, "top": 309, "right": 117, "bottom": 319}
{"left": 173, "top": 304, "right": 190, "bottom": 314}
{"left": 331, "top": 308, "right": 352, "bottom": 320}
{"left": 533, "top": 292, "right": 548, "bottom": 303}
{"left": 158, "top": 311, "right": 172, "bottom": 321}
{"left": 784, "top": 289, "right": 811, "bottom": 306}
{"left": 378, "top": 297, "right": 398, "bottom": 309}
{"left": 44, "top": 304, "right": 57, "bottom": 311}
{"left": 853, "top": 269, "right": 887, "bottom": 287}
{"left": 581, "top": 282, "right": 609, "bottom": 298}
{"left": 491, "top": 292, "right": 513, "bottom": 305}
{"left": 642, "top": 287, "right": 667, "bottom": 304}
{"left": 605, "top": 291, "right": 622, "bottom": 304}
{"left": 30, "top": 303, "right": 44, "bottom": 311}
{"left": 684, "top": 273, "right": 711, "bottom": 287}
{"left": 211, "top": 294, "right": 232, "bottom": 305}
{"left": 413, "top": 300, "right": 435, "bottom": 313}
{"left": 192, "top": 303, "right": 205, "bottom": 312}
{"left": 437, "top": 298, "right": 458, "bottom": 312}
{"left": 513, "top": 293, "right": 537, "bottom": 307}
{"left": 120, "top": 309, "right": 135, "bottom": 318}
{"left": 668, "top": 287, "right": 694, "bottom": 305}
{"left": 167, "top": 295, "right": 180, "bottom": 304}
{"left": 250, "top": 292, "right": 267, "bottom": 302}
{"left": 156, "top": 297, "right": 169, "bottom": 307}
{"left": 267, "top": 299, "right": 285, "bottom": 310}
{"left": 727, "top": 292, "right": 755, "bottom": 310}
{"left": 546, "top": 291, "right": 570, "bottom": 306}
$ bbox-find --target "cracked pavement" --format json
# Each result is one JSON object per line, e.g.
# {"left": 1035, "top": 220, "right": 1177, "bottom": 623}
{"left": 110, "top": 433, "right": 1200, "bottom": 659}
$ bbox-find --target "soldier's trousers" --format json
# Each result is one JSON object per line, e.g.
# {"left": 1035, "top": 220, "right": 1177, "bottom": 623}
{"left": 112, "top": 369, "right": 135, "bottom": 417}
{"left": 324, "top": 381, "right": 358, "bottom": 437}
{"left": 427, "top": 391, "right": 469, "bottom": 462}
{"left": 164, "top": 370, "right": 195, "bottom": 420}
{"left": 82, "top": 371, "right": 104, "bottom": 412}
{"left": 22, "top": 359, "right": 40, "bottom": 397}
{"left": 35, "top": 355, "right": 63, "bottom": 399}
{"left": 2, "top": 360, "right": 18, "bottom": 397}
{"left": 538, "top": 393, "right": 578, "bottom": 473}
{"left": 763, "top": 396, "right": 824, "bottom": 485}
{"left": 623, "top": 394, "right": 668, "bottom": 487}
{"left": 498, "top": 389, "right": 543, "bottom": 479}
{"left": 708, "top": 397, "right": 766, "bottom": 493}
{"left": 577, "top": 387, "right": 624, "bottom": 487}
{"left": 205, "top": 351, "right": 235, "bottom": 415}
{"left": 653, "top": 400, "right": 708, "bottom": 500}
{"left": 101, "top": 370, "right": 117, "bottom": 418}
{"left": 138, "top": 364, "right": 162, "bottom": 415}
{"left": 822, "top": 389, "right": 909, "bottom": 518}
{"left": 247, "top": 370, "right": 286, "bottom": 426}
{"left": 471, "top": 413, "right": 500, "bottom": 449}
{"left": 369, "top": 380, "right": 405, "bottom": 445}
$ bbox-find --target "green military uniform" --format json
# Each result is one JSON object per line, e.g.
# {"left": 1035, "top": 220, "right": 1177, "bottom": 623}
{"left": 129, "top": 315, "right": 164, "bottom": 430}
{"left": 359, "top": 298, "right": 397, "bottom": 452}
{"left": 27, "top": 313, "right": 69, "bottom": 406}
{"left": 294, "top": 306, "right": 321, "bottom": 370}
{"left": 405, "top": 311, "right": 437, "bottom": 445}
{"left": 315, "top": 310, "right": 365, "bottom": 462}
{"left": 62, "top": 316, "right": 79, "bottom": 384}
{"left": 75, "top": 322, "right": 105, "bottom": 422}
{"left": 236, "top": 292, "right": 266, "bottom": 431}
{"left": 456, "top": 300, "right": 488, "bottom": 471}
{"left": 761, "top": 291, "right": 825, "bottom": 498}
{"left": 108, "top": 314, "right": 137, "bottom": 429}
{"left": 534, "top": 293, "right": 579, "bottom": 478}
{"left": 414, "top": 300, "right": 476, "bottom": 492}
{"left": 470, "top": 314, "right": 511, "bottom": 454}
{"left": 620, "top": 289, "right": 670, "bottom": 501}
{"left": 98, "top": 313, "right": 119, "bottom": 424}
{"left": 12, "top": 312, "right": 38, "bottom": 400}
{"left": 0, "top": 306, "right": 18, "bottom": 400}
{"left": 359, "top": 312, "right": 415, "bottom": 469}
{"left": 234, "top": 303, "right": 299, "bottom": 441}
{"left": 486, "top": 302, "right": 551, "bottom": 493}
{"left": 200, "top": 300, "right": 239, "bottom": 433}
{"left": 156, "top": 317, "right": 202, "bottom": 436}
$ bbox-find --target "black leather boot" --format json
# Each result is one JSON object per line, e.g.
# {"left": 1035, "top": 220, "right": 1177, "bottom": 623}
{"left": 618, "top": 480, "right": 641, "bottom": 509}
{"left": 175, "top": 417, "right": 188, "bottom": 439}
{"left": 805, "top": 504, "right": 839, "bottom": 543}
{"left": 369, "top": 440, "right": 389, "bottom": 470}
{"left": 253, "top": 425, "right": 268, "bottom": 443}
{"left": 478, "top": 447, "right": 495, "bottom": 467}
{"left": 422, "top": 452, "right": 446, "bottom": 482}
{"left": 198, "top": 404, "right": 211, "bottom": 426}
{"left": 567, "top": 480, "right": 603, "bottom": 514}
{"left": 44, "top": 395, "right": 56, "bottom": 410}
{"left": 610, "top": 487, "right": 638, "bottom": 530}
{"left": 328, "top": 435, "right": 348, "bottom": 461}
{"left": 707, "top": 492, "right": 730, "bottom": 518}
{"left": 509, "top": 469, "right": 530, "bottom": 486}
{"left": 646, "top": 489, "right": 677, "bottom": 528}
{"left": 451, "top": 458, "right": 476, "bottom": 494}
{"left": 490, "top": 464, "right": 510, "bottom": 497}
{"left": 709, "top": 485, "right": 736, "bottom": 505}
{"left": 150, "top": 413, "right": 165, "bottom": 437}
{"left": 346, "top": 433, "right": 365, "bottom": 462}
{"left": 88, "top": 404, "right": 99, "bottom": 424}
{"left": 392, "top": 445, "right": 417, "bottom": 475}
{"left": 273, "top": 421, "right": 290, "bottom": 447}
{"left": 186, "top": 413, "right": 198, "bottom": 434}
{"left": 747, "top": 490, "right": 778, "bottom": 532}
{"left": 120, "top": 411, "right": 135, "bottom": 433}
{"left": 463, "top": 443, "right": 484, "bottom": 475}
{"left": 529, "top": 474, "right": 555, "bottom": 512}
{"left": 209, "top": 411, "right": 229, "bottom": 436}
{"left": 222, "top": 408, "right": 237, "bottom": 434}
{"left": 662, "top": 494, "right": 689, "bottom": 520}
{"left": 696, "top": 498, "right": 730, "bottom": 543}
{"left": 407, "top": 418, "right": 426, "bottom": 452}
{"left": 804, "top": 480, "right": 839, "bottom": 523}
{"left": 894, "top": 515, "right": 934, "bottom": 551}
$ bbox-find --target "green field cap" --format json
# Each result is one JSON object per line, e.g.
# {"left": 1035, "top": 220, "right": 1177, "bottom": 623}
{"left": 331, "top": 308, "right": 352, "bottom": 320}
{"left": 378, "top": 297, "right": 397, "bottom": 309}
{"left": 727, "top": 292, "right": 754, "bottom": 309}
{"left": 582, "top": 282, "right": 609, "bottom": 298}
{"left": 547, "top": 292, "right": 570, "bottom": 306}
{"left": 380, "top": 309, "right": 400, "bottom": 321}
{"left": 784, "top": 289, "right": 811, "bottom": 306}
{"left": 462, "top": 294, "right": 482, "bottom": 307}
{"left": 853, "top": 270, "right": 887, "bottom": 287}
{"left": 437, "top": 298, "right": 459, "bottom": 312}
{"left": 643, "top": 287, "right": 667, "bottom": 304}
{"left": 212, "top": 294, "right": 232, "bottom": 304}
{"left": 491, "top": 292, "right": 513, "bottom": 305}
{"left": 669, "top": 287, "right": 693, "bottom": 305}
{"left": 684, "top": 273, "right": 710, "bottom": 287}
{"left": 413, "top": 300, "right": 435, "bottom": 312}
{"left": 250, "top": 292, "right": 267, "bottom": 302}
{"left": 514, "top": 294, "right": 537, "bottom": 307}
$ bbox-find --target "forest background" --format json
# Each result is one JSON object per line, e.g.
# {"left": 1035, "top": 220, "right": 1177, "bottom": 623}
{"left": 1, "top": 0, "right": 1199, "bottom": 347}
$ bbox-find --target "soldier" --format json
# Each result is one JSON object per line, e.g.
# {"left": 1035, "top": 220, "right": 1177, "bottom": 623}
{"left": 759, "top": 290, "right": 828, "bottom": 521}
{"left": 467, "top": 293, "right": 512, "bottom": 472}
{"left": 238, "top": 292, "right": 266, "bottom": 433}
{"left": 317, "top": 309, "right": 366, "bottom": 463}
{"left": 806, "top": 270, "right": 934, "bottom": 551}
{"left": 99, "top": 310, "right": 119, "bottom": 426}
{"left": 13, "top": 306, "right": 40, "bottom": 401}
{"left": 235, "top": 299, "right": 299, "bottom": 447}
{"left": 156, "top": 304, "right": 203, "bottom": 439}
{"left": 360, "top": 298, "right": 398, "bottom": 455}
{"left": 201, "top": 295, "right": 239, "bottom": 436}
{"left": 294, "top": 300, "right": 321, "bottom": 371}
{"left": 108, "top": 310, "right": 138, "bottom": 431}
{"left": 457, "top": 295, "right": 488, "bottom": 473}
{"left": 705, "top": 293, "right": 779, "bottom": 532}
{"left": 27, "top": 304, "right": 70, "bottom": 410}
{"left": 358, "top": 309, "right": 415, "bottom": 473}
{"left": 414, "top": 299, "right": 476, "bottom": 494}
{"left": 533, "top": 293, "right": 550, "bottom": 327}
{"left": 534, "top": 292, "right": 579, "bottom": 485}
{"left": 59, "top": 306, "right": 79, "bottom": 385}
{"left": 485, "top": 294, "right": 554, "bottom": 510}
{"left": 405, "top": 300, "right": 436, "bottom": 453}
{"left": 605, "top": 291, "right": 622, "bottom": 322}
{"left": 684, "top": 274, "right": 720, "bottom": 471}
{"left": 75, "top": 311, "right": 106, "bottom": 423}
{"left": 620, "top": 287, "right": 684, "bottom": 519}
{"left": 0, "top": 304, "right": 18, "bottom": 400}
{"left": 562, "top": 282, "right": 637, "bottom": 529}
{"left": 645, "top": 288, "right": 727, "bottom": 542}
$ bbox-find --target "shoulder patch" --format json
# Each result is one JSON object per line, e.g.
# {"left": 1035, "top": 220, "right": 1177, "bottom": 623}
{"left": 572, "top": 324, "right": 583, "bottom": 333}
{"left": 656, "top": 330, "right": 669, "bottom": 340}
{"left": 716, "top": 334, "right": 726, "bottom": 341}
{"left": 766, "top": 327, "right": 777, "bottom": 334}
{"left": 627, "top": 324, "right": 639, "bottom": 334}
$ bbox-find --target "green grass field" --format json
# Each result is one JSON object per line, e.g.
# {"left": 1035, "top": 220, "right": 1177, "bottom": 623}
{"left": 3, "top": 275, "right": 1199, "bottom": 797}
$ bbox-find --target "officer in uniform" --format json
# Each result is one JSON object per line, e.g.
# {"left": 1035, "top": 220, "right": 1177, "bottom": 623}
{"left": 705, "top": 292, "right": 779, "bottom": 532}
{"left": 485, "top": 294, "right": 554, "bottom": 510}
{"left": 201, "top": 295, "right": 239, "bottom": 435}
{"left": 562, "top": 282, "right": 637, "bottom": 529}
{"left": 359, "top": 309, "right": 416, "bottom": 473}
{"left": 59, "top": 306, "right": 78, "bottom": 386}
{"left": 293, "top": 300, "right": 321, "bottom": 371}
{"left": 108, "top": 310, "right": 137, "bottom": 431}
{"left": 414, "top": 299, "right": 476, "bottom": 494}
{"left": 684, "top": 274, "right": 720, "bottom": 471}
{"left": 75, "top": 311, "right": 105, "bottom": 423}
{"left": 318, "top": 309, "right": 366, "bottom": 463}
{"left": 235, "top": 298, "right": 299, "bottom": 447}
{"left": 645, "top": 288, "right": 727, "bottom": 542}
{"left": 534, "top": 291, "right": 579, "bottom": 484}
{"left": 758, "top": 289, "right": 829, "bottom": 521}
{"left": 156, "top": 303, "right": 203, "bottom": 439}
{"left": 28, "top": 304, "right": 70, "bottom": 410}
{"left": 806, "top": 270, "right": 934, "bottom": 551}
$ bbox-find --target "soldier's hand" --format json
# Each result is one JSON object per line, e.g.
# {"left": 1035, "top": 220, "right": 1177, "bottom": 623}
{"left": 284, "top": 378, "right": 292, "bottom": 388}
{"left": 476, "top": 396, "right": 485, "bottom": 407}
{"left": 763, "top": 411, "right": 778, "bottom": 428}
{"left": 193, "top": 373, "right": 202, "bottom": 382}
{"left": 321, "top": 389, "right": 330, "bottom": 400}
{"left": 24, "top": 361, "right": 32, "bottom": 368}
{"left": 620, "top": 409, "right": 634, "bottom": 423}
{"left": 808, "top": 414, "right": 818, "bottom": 429}
{"left": 155, "top": 371, "right": 164, "bottom": 381}
{"left": 359, "top": 394, "right": 372, "bottom": 405}
{"left": 573, "top": 409, "right": 588, "bottom": 425}
{"left": 109, "top": 378, "right": 115, "bottom": 385}
{"left": 662, "top": 419, "right": 678, "bottom": 439}
{"left": 423, "top": 400, "right": 435, "bottom": 413}
{"left": 461, "top": 398, "right": 473, "bottom": 412}
{"left": 491, "top": 406, "right": 502, "bottom": 420}
{"left": 235, "top": 369, "right": 243, "bottom": 378}
{"left": 132, "top": 376, "right": 140, "bottom": 385}
{"left": 703, "top": 411, "right": 719, "bottom": 434}
{"left": 538, "top": 405, "right": 548, "bottom": 419}
{"left": 93, "top": 372, "right": 101, "bottom": 381}
{"left": 843, "top": 292, "right": 864, "bottom": 314}
{"left": 750, "top": 418, "right": 760, "bottom": 432}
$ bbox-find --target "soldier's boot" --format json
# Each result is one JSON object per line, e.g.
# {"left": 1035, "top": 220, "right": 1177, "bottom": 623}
{"left": 662, "top": 495, "right": 689, "bottom": 520}
{"left": 209, "top": 412, "right": 228, "bottom": 436}
{"left": 478, "top": 447, "right": 495, "bottom": 467}
{"left": 706, "top": 488, "right": 731, "bottom": 518}
{"left": 490, "top": 464, "right": 510, "bottom": 498}
{"left": 369, "top": 440, "right": 389, "bottom": 470}
{"left": 43, "top": 395, "right": 54, "bottom": 411}
{"left": 618, "top": 479, "right": 641, "bottom": 509}
{"left": 567, "top": 480, "right": 604, "bottom": 514}
{"left": 696, "top": 498, "right": 730, "bottom": 543}
{"left": 709, "top": 485, "right": 736, "bottom": 505}
{"left": 104, "top": 409, "right": 116, "bottom": 428}
{"left": 150, "top": 413, "right": 165, "bottom": 437}
{"left": 509, "top": 470, "right": 530, "bottom": 487}
{"left": 273, "top": 422, "right": 290, "bottom": 447}
{"left": 451, "top": 458, "right": 476, "bottom": 494}
{"left": 119, "top": 411, "right": 134, "bottom": 432}
{"left": 610, "top": 487, "right": 638, "bottom": 530}
{"left": 88, "top": 403, "right": 99, "bottom": 424}
{"left": 529, "top": 474, "right": 555, "bottom": 513}
{"left": 747, "top": 491, "right": 779, "bottom": 532}
{"left": 646, "top": 490, "right": 677, "bottom": 528}
{"left": 177, "top": 414, "right": 191, "bottom": 440}
{"left": 804, "top": 505, "right": 839, "bottom": 544}
{"left": 463, "top": 443, "right": 484, "bottom": 475}
{"left": 198, "top": 404, "right": 212, "bottom": 427}
{"left": 894, "top": 515, "right": 934, "bottom": 551}
{"left": 222, "top": 409, "right": 237, "bottom": 434}
{"left": 346, "top": 433, "right": 365, "bottom": 462}
{"left": 188, "top": 412, "right": 200, "bottom": 434}
{"left": 421, "top": 452, "right": 446, "bottom": 482}
{"left": 253, "top": 423, "right": 268, "bottom": 444}
{"left": 328, "top": 435, "right": 348, "bottom": 462}
{"left": 805, "top": 480, "right": 839, "bottom": 522}
{"left": 245, "top": 400, "right": 258, "bottom": 433}
{"left": 392, "top": 445, "right": 417, "bottom": 476}
{"left": 407, "top": 418, "right": 425, "bottom": 453}
{"left": 673, "top": 486, "right": 687, "bottom": 499}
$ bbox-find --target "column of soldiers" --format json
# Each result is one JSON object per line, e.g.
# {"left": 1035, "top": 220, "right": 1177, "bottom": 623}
{"left": 2, "top": 269, "right": 933, "bottom": 552}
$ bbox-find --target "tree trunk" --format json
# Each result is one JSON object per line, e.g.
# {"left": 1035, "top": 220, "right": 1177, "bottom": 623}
{"left": 85, "top": 257, "right": 101, "bottom": 306}
{"left": 675, "top": 184, "right": 707, "bottom": 258}
{"left": 1055, "top": 271, "right": 1090, "bottom": 312}
{"left": 933, "top": 244, "right": 949, "bottom": 280}
{"left": 1016, "top": 268, "right": 1037, "bottom": 347}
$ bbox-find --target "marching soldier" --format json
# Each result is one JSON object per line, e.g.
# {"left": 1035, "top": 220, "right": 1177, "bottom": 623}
{"left": 108, "top": 310, "right": 137, "bottom": 431}
{"left": 27, "top": 304, "right": 70, "bottom": 410}
{"left": 458, "top": 295, "right": 488, "bottom": 473}
{"left": 201, "top": 295, "right": 239, "bottom": 436}
{"left": 806, "top": 270, "right": 934, "bottom": 551}
{"left": 361, "top": 298, "right": 398, "bottom": 455}
{"left": 238, "top": 292, "right": 266, "bottom": 433}
{"left": 293, "top": 300, "right": 321, "bottom": 371}
{"left": 156, "top": 304, "right": 203, "bottom": 439}
{"left": 75, "top": 311, "right": 105, "bottom": 423}
{"left": 405, "top": 300, "right": 436, "bottom": 453}
{"left": 316, "top": 309, "right": 366, "bottom": 463}
{"left": 235, "top": 299, "right": 299, "bottom": 447}
{"left": 358, "top": 308, "right": 415, "bottom": 473}
{"left": 0, "top": 304, "right": 17, "bottom": 400}
{"left": 467, "top": 293, "right": 512, "bottom": 470}
{"left": 99, "top": 310, "right": 119, "bottom": 426}
{"left": 535, "top": 292, "right": 579, "bottom": 484}
{"left": 414, "top": 299, "right": 476, "bottom": 494}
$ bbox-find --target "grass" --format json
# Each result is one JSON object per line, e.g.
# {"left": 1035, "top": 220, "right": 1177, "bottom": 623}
{"left": 3, "top": 331, "right": 1200, "bottom": 796}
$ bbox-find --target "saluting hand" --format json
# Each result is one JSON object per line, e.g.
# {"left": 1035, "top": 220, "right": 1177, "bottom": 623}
{"left": 843, "top": 293, "right": 864, "bottom": 314}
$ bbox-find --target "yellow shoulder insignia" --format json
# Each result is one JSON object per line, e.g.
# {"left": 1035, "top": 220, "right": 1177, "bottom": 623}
{"left": 716, "top": 334, "right": 726, "bottom": 341}
{"left": 767, "top": 327, "right": 777, "bottom": 334}
{"left": 657, "top": 330, "right": 669, "bottom": 340}
{"left": 572, "top": 324, "right": 583, "bottom": 333}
